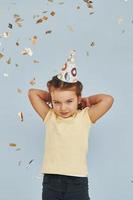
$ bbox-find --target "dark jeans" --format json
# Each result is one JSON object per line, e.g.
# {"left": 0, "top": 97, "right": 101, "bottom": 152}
{"left": 42, "top": 173, "right": 90, "bottom": 200}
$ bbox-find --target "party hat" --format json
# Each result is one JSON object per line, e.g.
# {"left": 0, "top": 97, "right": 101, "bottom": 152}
{"left": 57, "top": 49, "right": 78, "bottom": 83}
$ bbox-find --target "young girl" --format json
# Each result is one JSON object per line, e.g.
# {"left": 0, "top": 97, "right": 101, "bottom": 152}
{"left": 28, "top": 50, "right": 114, "bottom": 200}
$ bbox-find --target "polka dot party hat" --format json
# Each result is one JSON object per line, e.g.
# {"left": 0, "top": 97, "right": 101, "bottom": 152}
{"left": 57, "top": 49, "right": 78, "bottom": 83}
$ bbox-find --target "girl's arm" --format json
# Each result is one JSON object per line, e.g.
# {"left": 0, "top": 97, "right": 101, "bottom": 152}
{"left": 81, "top": 94, "right": 114, "bottom": 123}
{"left": 28, "top": 89, "right": 51, "bottom": 121}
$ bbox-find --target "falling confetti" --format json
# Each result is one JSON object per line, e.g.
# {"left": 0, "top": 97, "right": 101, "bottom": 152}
{"left": 9, "top": 143, "right": 17, "bottom": 147}
{"left": 21, "top": 48, "right": 33, "bottom": 56}
{"left": 15, "top": 63, "right": 19, "bottom": 67}
{"left": 31, "top": 35, "right": 38, "bottom": 45}
{"left": 0, "top": 52, "right": 4, "bottom": 59}
{"left": 45, "top": 30, "right": 52, "bottom": 34}
{"left": 6, "top": 57, "right": 11, "bottom": 64}
{"left": 76, "top": 5, "right": 80, "bottom": 9}
{"left": 26, "top": 159, "right": 35, "bottom": 168}
{"left": 29, "top": 77, "right": 36, "bottom": 85}
{"left": 90, "top": 41, "right": 95, "bottom": 47}
{"left": 18, "top": 112, "right": 24, "bottom": 121}
{"left": 8, "top": 23, "right": 13, "bottom": 29}
{"left": 16, "top": 40, "right": 19, "bottom": 46}
{"left": 14, "top": 14, "right": 24, "bottom": 27}
{"left": 16, "top": 148, "right": 21, "bottom": 151}
{"left": 36, "top": 16, "right": 48, "bottom": 24}
{"left": 0, "top": 31, "right": 11, "bottom": 38}
{"left": 83, "top": 0, "right": 94, "bottom": 13}
{"left": 17, "top": 88, "right": 22, "bottom": 93}
{"left": 33, "top": 60, "right": 39, "bottom": 63}
{"left": 50, "top": 11, "right": 56, "bottom": 16}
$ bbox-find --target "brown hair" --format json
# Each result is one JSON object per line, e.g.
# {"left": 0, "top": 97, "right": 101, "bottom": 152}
{"left": 47, "top": 75, "right": 83, "bottom": 110}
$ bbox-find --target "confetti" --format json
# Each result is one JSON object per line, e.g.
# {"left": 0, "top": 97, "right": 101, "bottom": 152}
{"left": 6, "top": 57, "right": 11, "bottom": 64}
{"left": 9, "top": 143, "right": 16, "bottom": 147}
{"left": 26, "top": 159, "right": 35, "bottom": 168}
{"left": 90, "top": 41, "right": 95, "bottom": 47}
{"left": 16, "top": 148, "right": 21, "bottom": 151}
{"left": 33, "top": 60, "right": 39, "bottom": 63}
{"left": 76, "top": 6, "right": 80, "bottom": 9}
{"left": 21, "top": 48, "right": 33, "bottom": 56}
{"left": 29, "top": 77, "right": 36, "bottom": 85}
{"left": 31, "top": 35, "right": 38, "bottom": 45}
{"left": 0, "top": 31, "right": 11, "bottom": 38}
{"left": 14, "top": 14, "right": 24, "bottom": 27}
{"left": 45, "top": 30, "right": 52, "bottom": 34}
{"left": 36, "top": 16, "right": 48, "bottom": 24}
{"left": 0, "top": 52, "right": 4, "bottom": 59}
{"left": 17, "top": 88, "right": 22, "bottom": 93}
{"left": 50, "top": 11, "right": 56, "bottom": 16}
{"left": 8, "top": 23, "right": 13, "bottom": 29}
{"left": 16, "top": 40, "right": 19, "bottom": 46}
{"left": 83, "top": 0, "right": 94, "bottom": 13}
{"left": 15, "top": 63, "right": 19, "bottom": 67}
{"left": 18, "top": 112, "right": 24, "bottom": 121}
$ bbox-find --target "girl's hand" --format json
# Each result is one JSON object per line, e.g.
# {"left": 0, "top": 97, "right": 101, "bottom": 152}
{"left": 80, "top": 97, "right": 91, "bottom": 108}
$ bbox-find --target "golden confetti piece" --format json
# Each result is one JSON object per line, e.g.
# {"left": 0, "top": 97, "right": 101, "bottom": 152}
{"left": 31, "top": 35, "right": 38, "bottom": 45}
{"left": 36, "top": 16, "right": 48, "bottom": 24}
{"left": 18, "top": 112, "right": 24, "bottom": 121}
{"left": 6, "top": 57, "right": 11, "bottom": 64}
{"left": 29, "top": 77, "right": 36, "bottom": 85}
{"left": 45, "top": 30, "right": 52, "bottom": 34}
{"left": 50, "top": 11, "right": 56, "bottom": 16}
{"left": 33, "top": 60, "right": 39, "bottom": 63}
{"left": 42, "top": 16, "right": 48, "bottom": 21}
{"left": 17, "top": 88, "right": 22, "bottom": 93}
{"left": 9, "top": 143, "right": 17, "bottom": 147}
{"left": 67, "top": 25, "right": 74, "bottom": 32}
{"left": 3, "top": 73, "right": 8, "bottom": 77}
{"left": 117, "top": 16, "right": 124, "bottom": 24}
{"left": 0, "top": 52, "right": 4, "bottom": 59}
{"left": 90, "top": 41, "right": 95, "bottom": 47}
{"left": 14, "top": 14, "right": 24, "bottom": 27}
{"left": 1, "top": 31, "right": 10, "bottom": 38}
{"left": 21, "top": 48, "right": 33, "bottom": 56}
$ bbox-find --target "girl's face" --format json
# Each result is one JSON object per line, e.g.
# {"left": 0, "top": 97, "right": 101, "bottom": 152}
{"left": 50, "top": 88, "right": 81, "bottom": 118}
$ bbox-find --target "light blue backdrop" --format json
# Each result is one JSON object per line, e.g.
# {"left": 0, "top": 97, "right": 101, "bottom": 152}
{"left": 0, "top": 0, "right": 133, "bottom": 199}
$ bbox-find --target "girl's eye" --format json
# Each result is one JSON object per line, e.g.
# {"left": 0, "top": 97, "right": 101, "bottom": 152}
{"left": 67, "top": 101, "right": 72, "bottom": 103}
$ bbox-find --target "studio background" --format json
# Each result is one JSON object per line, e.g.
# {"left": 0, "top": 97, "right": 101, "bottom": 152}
{"left": 0, "top": 0, "right": 133, "bottom": 200}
